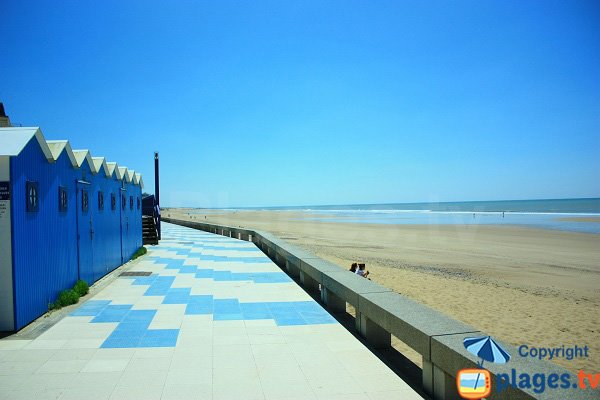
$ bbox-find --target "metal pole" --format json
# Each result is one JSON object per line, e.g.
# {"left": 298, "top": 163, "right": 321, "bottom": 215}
{"left": 154, "top": 151, "right": 161, "bottom": 240}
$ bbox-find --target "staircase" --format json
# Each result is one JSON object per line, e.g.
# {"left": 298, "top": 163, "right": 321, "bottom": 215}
{"left": 142, "top": 215, "right": 159, "bottom": 245}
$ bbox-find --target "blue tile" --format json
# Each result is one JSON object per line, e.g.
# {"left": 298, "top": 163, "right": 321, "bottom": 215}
{"left": 188, "top": 295, "right": 213, "bottom": 305}
{"left": 91, "top": 309, "right": 130, "bottom": 323}
{"left": 213, "top": 313, "right": 245, "bottom": 320}
{"left": 70, "top": 300, "right": 111, "bottom": 316}
{"left": 179, "top": 265, "right": 198, "bottom": 274}
{"left": 212, "top": 271, "right": 232, "bottom": 281}
{"left": 163, "top": 288, "right": 191, "bottom": 304}
{"left": 101, "top": 336, "right": 143, "bottom": 348}
{"left": 139, "top": 329, "right": 179, "bottom": 347}
{"left": 185, "top": 303, "right": 212, "bottom": 315}
{"left": 274, "top": 317, "right": 308, "bottom": 326}
{"left": 242, "top": 311, "right": 273, "bottom": 320}
{"left": 113, "top": 322, "right": 150, "bottom": 333}
{"left": 123, "top": 310, "right": 156, "bottom": 322}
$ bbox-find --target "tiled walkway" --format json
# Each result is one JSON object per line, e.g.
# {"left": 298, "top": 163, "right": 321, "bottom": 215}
{"left": 0, "top": 222, "right": 422, "bottom": 400}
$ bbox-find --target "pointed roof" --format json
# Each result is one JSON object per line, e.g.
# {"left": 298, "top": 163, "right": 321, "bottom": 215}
{"left": 106, "top": 162, "right": 120, "bottom": 179}
{"left": 46, "top": 140, "right": 78, "bottom": 167}
{"left": 118, "top": 167, "right": 130, "bottom": 182}
{"left": 92, "top": 157, "right": 110, "bottom": 177}
{"left": 0, "top": 127, "right": 143, "bottom": 186}
{"left": 72, "top": 150, "right": 97, "bottom": 173}
{"left": 0, "top": 127, "right": 53, "bottom": 161}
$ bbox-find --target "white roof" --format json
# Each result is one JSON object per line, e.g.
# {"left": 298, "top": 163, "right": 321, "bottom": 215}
{"left": 46, "top": 140, "right": 78, "bottom": 167}
{"left": 106, "top": 162, "right": 120, "bottom": 179}
{"left": 0, "top": 127, "right": 53, "bottom": 161}
{"left": 0, "top": 127, "right": 143, "bottom": 186}
{"left": 92, "top": 157, "right": 110, "bottom": 177}
{"left": 72, "top": 150, "right": 97, "bottom": 173}
{"left": 118, "top": 167, "right": 131, "bottom": 183}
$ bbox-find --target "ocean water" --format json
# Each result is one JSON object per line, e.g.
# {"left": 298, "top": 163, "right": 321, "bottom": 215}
{"left": 256, "top": 198, "right": 600, "bottom": 234}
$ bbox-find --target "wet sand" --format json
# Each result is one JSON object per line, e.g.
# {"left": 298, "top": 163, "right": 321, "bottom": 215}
{"left": 558, "top": 217, "right": 600, "bottom": 223}
{"left": 166, "top": 209, "right": 600, "bottom": 372}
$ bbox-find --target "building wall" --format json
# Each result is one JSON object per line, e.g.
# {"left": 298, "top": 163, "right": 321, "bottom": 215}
{"left": 10, "top": 139, "right": 78, "bottom": 330}
{"left": 75, "top": 160, "right": 95, "bottom": 285}
{"left": 120, "top": 181, "right": 142, "bottom": 261}
{"left": 5, "top": 134, "right": 144, "bottom": 331}
{"left": 91, "top": 173, "right": 123, "bottom": 280}
{"left": 0, "top": 156, "right": 15, "bottom": 331}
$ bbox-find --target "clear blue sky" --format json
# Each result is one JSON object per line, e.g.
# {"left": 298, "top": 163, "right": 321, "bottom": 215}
{"left": 1, "top": 1, "right": 599, "bottom": 207}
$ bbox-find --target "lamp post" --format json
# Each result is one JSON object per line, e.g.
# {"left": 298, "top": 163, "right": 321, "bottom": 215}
{"left": 154, "top": 151, "right": 161, "bottom": 240}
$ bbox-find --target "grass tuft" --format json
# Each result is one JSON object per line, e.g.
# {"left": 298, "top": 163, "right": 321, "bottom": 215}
{"left": 73, "top": 279, "right": 89, "bottom": 297}
{"left": 131, "top": 246, "right": 147, "bottom": 260}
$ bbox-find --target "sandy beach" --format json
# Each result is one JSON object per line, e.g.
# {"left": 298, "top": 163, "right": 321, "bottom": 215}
{"left": 165, "top": 209, "right": 600, "bottom": 372}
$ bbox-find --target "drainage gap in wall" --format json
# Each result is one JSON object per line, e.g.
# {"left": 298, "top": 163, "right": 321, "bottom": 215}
{"left": 119, "top": 271, "right": 152, "bottom": 277}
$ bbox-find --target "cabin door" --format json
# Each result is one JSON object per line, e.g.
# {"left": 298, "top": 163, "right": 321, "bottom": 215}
{"left": 76, "top": 181, "right": 94, "bottom": 284}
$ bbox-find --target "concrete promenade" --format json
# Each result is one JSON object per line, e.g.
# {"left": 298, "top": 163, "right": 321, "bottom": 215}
{"left": 0, "top": 222, "right": 422, "bottom": 400}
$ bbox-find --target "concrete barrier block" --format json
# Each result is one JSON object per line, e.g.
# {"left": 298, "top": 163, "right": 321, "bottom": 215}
{"left": 300, "top": 270, "right": 320, "bottom": 292}
{"left": 321, "top": 271, "right": 391, "bottom": 307}
{"left": 359, "top": 292, "right": 479, "bottom": 358}
{"left": 321, "top": 287, "right": 345, "bottom": 312}
{"left": 356, "top": 312, "right": 391, "bottom": 349}
{"left": 299, "top": 258, "right": 341, "bottom": 283}
{"left": 431, "top": 334, "right": 595, "bottom": 400}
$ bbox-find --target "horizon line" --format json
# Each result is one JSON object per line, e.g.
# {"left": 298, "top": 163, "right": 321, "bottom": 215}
{"left": 163, "top": 196, "right": 600, "bottom": 210}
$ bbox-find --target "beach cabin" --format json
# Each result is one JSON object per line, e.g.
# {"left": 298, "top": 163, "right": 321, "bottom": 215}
{"left": 0, "top": 127, "right": 144, "bottom": 331}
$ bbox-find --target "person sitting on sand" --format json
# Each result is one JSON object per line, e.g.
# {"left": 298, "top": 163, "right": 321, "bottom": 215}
{"left": 355, "top": 263, "right": 369, "bottom": 278}
{"left": 350, "top": 262, "right": 358, "bottom": 273}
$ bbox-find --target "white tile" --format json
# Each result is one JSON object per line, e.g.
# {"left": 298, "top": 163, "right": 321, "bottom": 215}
{"left": 82, "top": 358, "right": 130, "bottom": 373}
{"left": 161, "top": 384, "right": 213, "bottom": 400}
{"left": 109, "top": 385, "right": 162, "bottom": 400}
{"left": 125, "top": 357, "right": 172, "bottom": 372}
{"left": 0, "top": 340, "right": 31, "bottom": 350}
{"left": 118, "top": 370, "right": 168, "bottom": 387}
{"left": 93, "top": 348, "right": 136, "bottom": 360}
{"left": 49, "top": 348, "right": 97, "bottom": 361}
{"left": 261, "top": 381, "right": 317, "bottom": 400}
{"left": 37, "top": 359, "right": 88, "bottom": 374}
{"left": 59, "top": 386, "right": 112, "bottom": 400}
{"left": 165, "top": 369, "right": 212, "bottom": 386}
{"left": 132, "top": 347, "right": 174, "bottom": 359}
{"left": 24, "top": 340, "right": 67, "bottom": 350}
{"left": 170, "top": 354, "right": 212, "bottom": 371}
{"left": 367, "top": 389, "right": 424, "bottom": 400}
{"left": 67, "top": 372, "right": 122, "bottom": 390}
{"left": 2, "top": 387, "right": 64, "bottom": 400}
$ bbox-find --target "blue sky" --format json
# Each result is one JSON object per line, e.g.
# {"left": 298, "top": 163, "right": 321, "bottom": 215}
{"left": 1, "top": 1, "right": 599, "bottom": 207}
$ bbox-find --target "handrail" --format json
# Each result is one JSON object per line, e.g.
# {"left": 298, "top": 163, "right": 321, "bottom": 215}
{"left": 163, "top": 217, "right": 594, "bottom": 400}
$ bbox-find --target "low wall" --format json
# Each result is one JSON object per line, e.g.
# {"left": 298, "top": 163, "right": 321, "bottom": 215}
{"left": 164, "top": 217, "right": 595, "bottom": 400}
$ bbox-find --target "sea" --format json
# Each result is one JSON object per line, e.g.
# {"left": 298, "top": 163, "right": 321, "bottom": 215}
{"left": 215, "top": 198, "right": 600, "bottom": 234}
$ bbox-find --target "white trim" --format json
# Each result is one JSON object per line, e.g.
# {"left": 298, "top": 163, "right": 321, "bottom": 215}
{"left": 72, "top": 150, "right": 97, "bottom": 174}
{"left": 46, "top": 140, "right": 78, "bottom": 167}
{"left": 92, "top": 157, "right": 110, "bottom": 177}
{"left": 0, "top": 156, "right": 14, "bottom": 331}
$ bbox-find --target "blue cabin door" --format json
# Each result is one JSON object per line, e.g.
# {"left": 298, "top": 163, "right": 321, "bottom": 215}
{"left": 119, "top": 188, "right": 128, "bottom": 262}
{"left": 77, "top": 182, "right": 94, "bottom": 285}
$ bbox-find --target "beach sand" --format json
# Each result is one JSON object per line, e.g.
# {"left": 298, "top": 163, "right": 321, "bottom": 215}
{"left": 166, "top": 209, "right": 600, "bottom": 372}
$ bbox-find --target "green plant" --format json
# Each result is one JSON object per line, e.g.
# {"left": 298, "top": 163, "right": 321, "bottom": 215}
{"left": 73, "top": 279, "right": 89, "bottom": 297}
{"left": 54, "top": 289, "right": 79, "bottom": 308}
{"left": 131, "top": 246, "right": 147, "bottom": 260}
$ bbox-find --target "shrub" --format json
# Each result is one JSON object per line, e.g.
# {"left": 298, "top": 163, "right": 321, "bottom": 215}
{"left": 56, "top": 289, "right": 79, "bottom": 308}
{"left": 131, "top": 246, "right": 147, "bottom": 260}
{"left": 73, "top": 279, "right": 89, "bottom": 297}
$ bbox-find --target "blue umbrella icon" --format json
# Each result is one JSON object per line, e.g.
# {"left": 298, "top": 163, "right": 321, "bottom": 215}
{"left": 463, "top": 336, "right": 511, "bottom": 390}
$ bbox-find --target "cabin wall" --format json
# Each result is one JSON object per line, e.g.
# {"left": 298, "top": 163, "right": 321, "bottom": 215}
{"left": 10, "top": 139, "right": 78, "bottom": 330}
